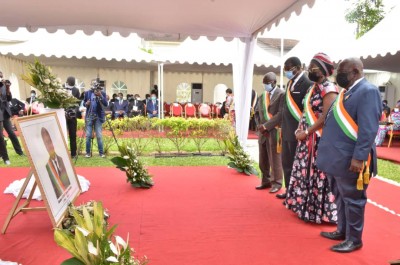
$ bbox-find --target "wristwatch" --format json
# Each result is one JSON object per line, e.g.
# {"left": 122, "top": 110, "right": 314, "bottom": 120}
{"left": 305, "top": 129, "right": 309, "bottom": 135}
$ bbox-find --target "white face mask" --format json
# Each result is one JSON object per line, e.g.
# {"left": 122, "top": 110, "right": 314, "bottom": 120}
{"left": 263, "top": 83, "right": 274, "bottom": 92}
{"left": 31, "top": 93, "right": 36, "bottom": 97}
{"left": 394, "top": 108, "right": 399, "bottom": 113}
{"left": 136, "top": 97, "right": 141, "bottom": 101}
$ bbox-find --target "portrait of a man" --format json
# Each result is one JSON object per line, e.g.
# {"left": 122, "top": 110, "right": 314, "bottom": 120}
{"left": 41, "top": 127, "right": 70, "bottom": 199}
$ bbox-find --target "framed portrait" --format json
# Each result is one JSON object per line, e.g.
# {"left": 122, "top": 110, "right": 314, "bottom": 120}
{"left": 15, "top": 112, "right": 81, "bottom": 227}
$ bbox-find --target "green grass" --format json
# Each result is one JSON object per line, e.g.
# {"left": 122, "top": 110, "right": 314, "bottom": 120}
{"left": 377, "top": 159, "right": 400, "bottom": 183}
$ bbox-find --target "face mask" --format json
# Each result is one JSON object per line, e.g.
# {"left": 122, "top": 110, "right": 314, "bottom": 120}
{"left": 151, "top": 96, "right": 156, "bottom": 100}
{"left": 136, "top": 97, "right": 141, "bottom": 101}
{"left": 336, "top": 73, "right": 351, "bottom": 88}
{"left": 263, "top": 83, "right": 274, "bottom": 92}
{"left": 308, "top": 72, "right": 320, "bottom": 82}
{"left": 394, "top": 108, "right": 399, "bottom": 113}
{"left": 118, "top": 97, "right": 122, "bottom": 101}
{"left": 31, "top": 93, "right": 36, "bottom": 97}
{"left": 285, "top": 71, "right": 294, "bottom": 80}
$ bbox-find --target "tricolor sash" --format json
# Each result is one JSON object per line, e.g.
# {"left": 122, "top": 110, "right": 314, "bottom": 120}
{"left": 332, "top": 89, "right": 370, "bottom": 190}
{"left": 303, "top": 84, "right": 323, "bottom": 136}
{"left": 261, "top": 91, "right": 272, "bottom": 121}
{"left": 332, "top": 89, "right": 358, "bottom": 141}
{"left": 285, "top": 80, "right": 302, "bottom": 122}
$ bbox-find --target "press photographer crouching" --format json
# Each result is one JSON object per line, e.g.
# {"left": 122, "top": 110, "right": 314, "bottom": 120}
{"left": 83, "top": 80, "right": 108, "bottom": 158}
{"left": 64, "top": 76, "right": 81, "bottom": 158}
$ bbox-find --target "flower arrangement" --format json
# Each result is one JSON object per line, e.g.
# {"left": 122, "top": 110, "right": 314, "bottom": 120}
{"left": 111, "top": 143, "right": 154, "bottom": 188}
{"left": 54, "top": 201, "right": 147, "bottom": 265}
{"left": 22, "top": 60, "right": 79, "bottom": 109}
{"left": 224, "top": 131, "right": 258, "bottom": 176}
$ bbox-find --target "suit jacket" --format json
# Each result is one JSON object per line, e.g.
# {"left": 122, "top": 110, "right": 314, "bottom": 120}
{"left": 317, "top": 78, "right": 382, "bottom": 177}
{"left": 10, "top": 98, "right": 25, "bottom": 116}
{"left": 26, "top": 97, "right": 37, "bottom": 104}
{"left": 146, "top": 100, "right": 159, "bottom": 114}
{"left": 0, "top": 85, "right": 12, "bottom": 121}
{"left": 113, "top": 99, "right": 129, "bottom": 113}
{"left": 128, "top": 99, "right": 145, "bottom": 116}
{"left": 281, "top": 73, "right": 313, "bottom": 142}
{"left": 255, "top": 87, "right": 285, "bottom": 144}
{"left": 45, "top": 154, "right": 70, "bottom": 199}
{"left": 83, "top": 90, "right": 108, "bottom": 123}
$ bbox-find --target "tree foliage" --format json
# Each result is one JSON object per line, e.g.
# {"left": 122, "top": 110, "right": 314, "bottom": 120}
{"left": 345, "top": 0, "right": 385, "bottom": 38}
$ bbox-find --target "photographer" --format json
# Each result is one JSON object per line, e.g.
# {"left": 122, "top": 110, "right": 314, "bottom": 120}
{"left": 64, "top": 76, "right": 81, "bottom": 158}
{"left": 83, "top": 80, "right": 108, "bottom": 158}
{"left": 0, "top": 75, "right": 24, "bottom": 165}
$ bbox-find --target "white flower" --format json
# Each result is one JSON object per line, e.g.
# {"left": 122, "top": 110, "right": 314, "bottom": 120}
{"left": 134, "top": 160, "right": 138, "bottom": 163}
{"left": 43, "top": 79, "right": 51, "bottom": 85}
{"left": 123, "top": 156, "right": 130, "bottom": 160}
{"left": 106, "top": 256, "right": 119, "bottom": 262}
{"left": 115, "top": 236, "right": 128, "bottom": 249}
{"left": 88, "top": 242, "right": 98, "bottom": 256}
{"left": 56, "top": 77, "right": 62, "bottom": 83}
{"left": 133, "top": 172, "right": 137, "bottom": 176}
{"left": 76, "top": 226, "right": 90, "bottom": 237}
{"left": 109, "top": 241, "right": 119, "bottom": 255}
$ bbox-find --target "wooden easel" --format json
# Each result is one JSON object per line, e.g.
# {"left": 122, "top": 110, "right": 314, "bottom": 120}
{"left": 2, "top": 170, "right": 46, "bottom": 234}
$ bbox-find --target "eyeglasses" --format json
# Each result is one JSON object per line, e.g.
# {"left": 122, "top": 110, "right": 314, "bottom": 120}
{"left": 308, "top": 67, "right": 320, "bottom": 73}
{"left": 284, "top": 66, "right": 296, "bottom": 73}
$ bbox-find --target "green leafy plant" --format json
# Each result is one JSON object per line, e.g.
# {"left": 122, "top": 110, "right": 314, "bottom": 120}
{"left": 213, "top": 119, "right": 233, "bottom": 155}
{"left": 111, "top": 142, "right": 154, "bottom": 188}
{"left": 125, "top": 116, "right": 153, "bottom": 156}
{"left": 22, "top": 60, "right": 80, "bottom": 109}
{"left": 224, "top": 132, "right": 258, "bottom": 176}
{"left": 188, "top": 118, "right": 213, "bottom": 153}
{"left": 54, "top": 201, "right": 147, "bottom": 265}
{"left": 154, "top": 117, "right": 190, "bottom": 154}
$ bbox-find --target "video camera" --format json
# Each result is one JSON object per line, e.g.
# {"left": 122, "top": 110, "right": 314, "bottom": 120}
{"left": 90, "top": 78, "right": 104, "bottom": 91}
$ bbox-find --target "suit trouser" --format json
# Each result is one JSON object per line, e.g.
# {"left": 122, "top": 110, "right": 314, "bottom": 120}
{"left": 258, "top": 139, "right": 271, "bottom": 185}
{"left": 265, "top": 130, "right": 283, "bottom": 187}
{"left": 327, "top": 174, "right": 368, "bottom": 244}
{"left": 2, "top": 116, "right": 23, "bottom": 155}
{"left": 0, "top": 121, "right": 9, "bottom": 161}
{"left": 281, "top": 140, "right": 297, "bottom": 189}
{"left": 66, "top": 117, "right": 78, "bottom": 157}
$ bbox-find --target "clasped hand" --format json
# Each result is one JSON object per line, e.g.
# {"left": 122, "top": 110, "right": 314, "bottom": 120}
{"left": 295, "top": 129, "right": 307, "bottom": 141}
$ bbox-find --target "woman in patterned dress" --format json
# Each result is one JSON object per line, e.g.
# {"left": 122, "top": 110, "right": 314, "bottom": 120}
{"left": 285, "top": 53, "right": 339, "bottom": 224}
{"left": 375, "top": 100, "right": 400, "bottom": 146}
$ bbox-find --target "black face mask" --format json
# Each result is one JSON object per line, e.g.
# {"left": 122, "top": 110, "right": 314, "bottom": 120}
{"left": 308, "top": 72, "right": 320, "bottom": 82}
{"left": 336, "top": 73, "right": 351, "bottom": 88}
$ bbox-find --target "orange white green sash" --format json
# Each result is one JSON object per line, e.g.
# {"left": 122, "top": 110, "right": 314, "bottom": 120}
{"left": 262, "top": 91, "right": 272, "bottom": 121}
{"left": 303, "top": 84, "right": 322, "bottom": 136}
{"left": 332, "top": 89, "right": 358, "bottom": 141}
{"left": 285, "top": 80, "right": 302, "bottom": 122}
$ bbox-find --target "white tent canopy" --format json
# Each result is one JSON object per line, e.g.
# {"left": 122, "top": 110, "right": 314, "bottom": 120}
{"left": 0, "top": 0, "right": 316, "bottom": 143}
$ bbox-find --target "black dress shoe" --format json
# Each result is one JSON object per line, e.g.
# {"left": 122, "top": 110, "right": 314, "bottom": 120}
{"left": 331, "top": 240, "right": 363, "bottom": 253}
{"left": 276, "top": 192, "right": 286, "bottom": 199}
{"left": 320, "top": 231, "right": 346, "bottom": 241}
{"left": 255, "top": 183, "right": 271, "bottom": 190}
{"left": 269, "top": 186, "right": 281, "bottom": 193}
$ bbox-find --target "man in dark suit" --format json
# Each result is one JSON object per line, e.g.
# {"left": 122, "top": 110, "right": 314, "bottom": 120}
{"left": 64, "top": 76, "right": 81, "bottom": 158}
{"left": 276, "top": 57, "right": 313, "bottom": 199}
{"left": 317, "top": 58, "right": 382, "bottom": 253}
{"left": 113, "top": 92, "right": 129, "bottom": 118}
{"left": 128, "top": 94, "right": 145, "bottom": 117}
{"left": 146, "top": 93, "right": 159, "bottom": 118}
{"left": 0, "top": 77, "right": 24, "bottom": 165}
{"left": 25, "top": 90, "right": 37, "bottom": 104}
{"left": 41, "top": 127, "right": 70, "bottom": 199}
{"left": 9, "top": 97, "right": 25, "bottom": 117}
{"left": 255, "top": 72, "right": 285, "bottom": 193}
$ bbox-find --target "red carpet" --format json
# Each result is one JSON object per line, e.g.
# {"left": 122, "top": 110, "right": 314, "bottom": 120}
{"left": 377, "top": 139, "right": 400, "bottom": 163}
{"left": 0, "top": 167, "right": 399, "bottom": 265}
{"left": 248, "top": 130, "right": 258, "bottom": 139}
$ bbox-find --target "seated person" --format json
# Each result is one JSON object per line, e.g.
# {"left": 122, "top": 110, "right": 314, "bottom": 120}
{"left": 146, "top": 93, "right": 159, "bottom": 118}
{"left": 112, "top": 93, "right": 128, "bottom": 118}
{"left": 26, "top": 90, "right": 37, "bottom": 104}
{"left": 375, "top": 100, "right": 400, "bottom": 146}
{"left": 128, "top": 94, "right": 145, "bottom": 117}
{"left": 103, "top": 95, "right": 114, "bottom": 118}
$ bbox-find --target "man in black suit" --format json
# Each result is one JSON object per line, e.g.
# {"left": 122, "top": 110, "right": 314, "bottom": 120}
{"left": 64, "top": 76, "right": 81, "bottom": 158}
{"left": 26, "top": 90, "right": 37, "bottom": 104}
{"left": 128, "top": 94, "right": 145, "bottom": 117}
{"left": 276, "top": 57, "right": 313, "bottom": 199}
{"left": 0, "top": 77, "right": 24, "bottom": 165}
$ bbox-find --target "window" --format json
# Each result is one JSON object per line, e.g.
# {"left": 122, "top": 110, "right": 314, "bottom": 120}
{"left": 111, "top": 81, "right": 128, "bottom": 97}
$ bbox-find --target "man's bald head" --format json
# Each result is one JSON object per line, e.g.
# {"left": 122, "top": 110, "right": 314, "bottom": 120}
{"left": 263, "top": 72, "right": 277, "bottom": 82}
{"left": 336, "top": 57, "right": 364, "bottom": 89}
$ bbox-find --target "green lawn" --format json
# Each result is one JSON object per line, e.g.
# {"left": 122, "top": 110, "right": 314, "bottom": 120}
{"left": 1, "top": 136, "right": 399, "bottom": 184}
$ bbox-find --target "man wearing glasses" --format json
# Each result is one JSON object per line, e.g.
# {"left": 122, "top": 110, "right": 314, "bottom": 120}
{"left": 276, "top": 57, "right": 312, "bottom": 200}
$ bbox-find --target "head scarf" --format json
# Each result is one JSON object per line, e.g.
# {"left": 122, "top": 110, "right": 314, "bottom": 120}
{"left": 311, "top": 52, "right": 334, "bottom": 77}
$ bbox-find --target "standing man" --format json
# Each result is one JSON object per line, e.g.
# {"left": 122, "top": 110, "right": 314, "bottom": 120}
{"left": 0, "top": 76, "right": 24, "bottom": 164}
{"left": 83, "top": 81, "right": 108, "bottom": 158}
{"left": 64, "top": 76, "right": 80, "bottom": 159}
{"left": 317, "top": 58, "right": 381, "bottom": 253}
{"left": 146, "top": 92, "right": 159, "bottom": 118}
{"left": 276, "top": 57, "right": 313, "bottom": 199}
{"left": 128, "top": 94, "right": 145, "bottom": 117}
{"left": 255, "top": 72, "right": 285, "bottom": 193}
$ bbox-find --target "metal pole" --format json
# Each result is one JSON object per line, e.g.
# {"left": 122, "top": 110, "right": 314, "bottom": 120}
{"left": 280, "top": 37, "right": 284, "bottom": 89}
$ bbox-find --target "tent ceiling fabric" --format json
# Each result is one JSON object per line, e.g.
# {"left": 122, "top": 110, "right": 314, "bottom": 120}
{"left": 0, "top": 0, "right": 315, "bottom": 38}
